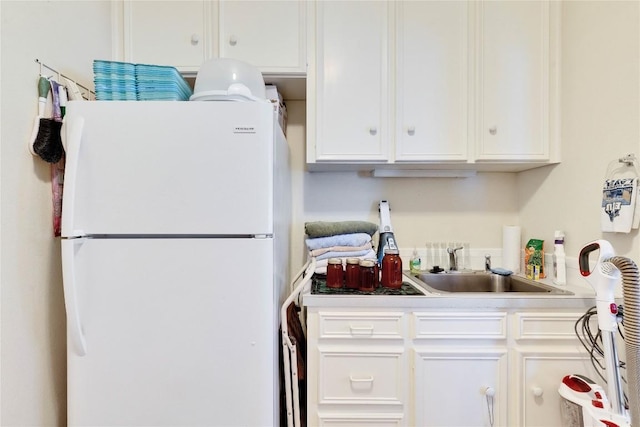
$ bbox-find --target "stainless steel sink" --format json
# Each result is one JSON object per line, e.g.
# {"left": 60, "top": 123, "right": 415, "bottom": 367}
{"left": 411, "top": 271, "right": 573, "bottom": 295}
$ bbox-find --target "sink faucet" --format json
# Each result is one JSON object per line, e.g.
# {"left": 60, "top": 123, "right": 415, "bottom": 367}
{"left": 447, "top": 246, "right": 464, "bottom": 271}
{"left": 485, "top": 254, "right": 492, "bottom": 272}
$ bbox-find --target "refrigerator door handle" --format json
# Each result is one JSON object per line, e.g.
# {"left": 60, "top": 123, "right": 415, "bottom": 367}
{"left": 62, "top": 239, "right": 87, "bottom": 356}
{"left": 61, "top": 115, "right": 85, "bottom": 237}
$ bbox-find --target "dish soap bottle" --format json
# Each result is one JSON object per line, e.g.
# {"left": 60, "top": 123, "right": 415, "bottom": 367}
{"left": 410, "top": 248, "right": 422, "bottom": 274}
{"left": 552, "top": 231, "right": 566, "bottom": 285}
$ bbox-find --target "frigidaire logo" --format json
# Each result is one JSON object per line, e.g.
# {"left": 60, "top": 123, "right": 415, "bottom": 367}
{"left": 234, "top": 126, "right": 256, "bottom": 134}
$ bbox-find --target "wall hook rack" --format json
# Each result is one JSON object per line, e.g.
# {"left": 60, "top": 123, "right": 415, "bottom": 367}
{"left": 619, "top": 153, "right": 636, "bottom": 167}
{"left": 35, "top": 58, "right": 95, "bottom": 100}
{"left": 606, "top": 153, "right": 638, "bottom": 179}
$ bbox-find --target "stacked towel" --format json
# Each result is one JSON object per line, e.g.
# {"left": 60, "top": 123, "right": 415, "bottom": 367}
{"left": 304, "top": 221, "right": 378, "bottom": 275}
{"left": 602, "top": 177, "right": 639, "bottom": 233}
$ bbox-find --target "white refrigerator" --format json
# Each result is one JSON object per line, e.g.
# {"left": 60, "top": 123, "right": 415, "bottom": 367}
{"left": 60, "top": 100, "right": 291, "bottom": 426}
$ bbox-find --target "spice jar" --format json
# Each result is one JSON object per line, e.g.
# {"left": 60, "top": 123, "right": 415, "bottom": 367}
{"left": 345, "top": 258, "right": 360, "bottom": 289}
{"left": 381, "top": 249, "right": 403, "bottom": 289}
{"left": 359, "top": 259, "right": 376, "bottom": 292}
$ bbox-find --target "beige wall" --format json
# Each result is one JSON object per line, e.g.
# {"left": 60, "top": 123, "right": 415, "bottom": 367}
{"left": 287, "top": 99, "right": 520, "bottom": 271}
{"left": 1, "top": 1, "right": 112, "bottom": 425}
{"left": 0, "top": 1, "right": 638, "bottom": 426}
{"left": 518, "top": 1, "right": 640, "bottom": 260}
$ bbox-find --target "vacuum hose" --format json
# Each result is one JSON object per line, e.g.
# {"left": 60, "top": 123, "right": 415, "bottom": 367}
{"left": 609, "top": 256, "right": 640, "bottom": 425}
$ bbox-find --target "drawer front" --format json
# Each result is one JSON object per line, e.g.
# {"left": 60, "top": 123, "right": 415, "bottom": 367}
{"left": 318, "top": 312, "right": 405, "bottom": 340}
{"left": 318, "top": 349, "right": 405, "bottom": 405}
{"left": 316, "top": 414, "right": 404, "bottom": 426}
{"left": 514, "top": 312, "right": 584, "bottom": 341}
{"left": 412, "top": 312, "right": 507, "bottom": 339}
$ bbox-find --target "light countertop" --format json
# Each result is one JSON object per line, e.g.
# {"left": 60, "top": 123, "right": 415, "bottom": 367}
{"left": 302, "top": 272, "right": 598, "bottom": 310}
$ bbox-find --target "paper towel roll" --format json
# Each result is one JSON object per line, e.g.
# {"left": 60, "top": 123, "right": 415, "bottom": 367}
{"left": 502, "top": 225, "right": 521, "bottom": 273}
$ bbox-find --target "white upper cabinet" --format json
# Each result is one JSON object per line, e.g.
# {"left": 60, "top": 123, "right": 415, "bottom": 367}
{"left": 218, "top": 1, "right": 306, "bottom": 74}
{"left": 308, "top": 1, "right": 390, "bottom": 162}
{"left": 306, "top": 0, "right": 560, "bottom": 172}
{"left": 121, "top": 1, "right": 211, "bottom": 71}
{"left": 475, "top": 1, "right": 555, "bottom": 161}
{"left": 395, "top": 1, "right": 469, "bottom": 162}
{"left": 114, "top": 0, "right": 306, "bottom": 75}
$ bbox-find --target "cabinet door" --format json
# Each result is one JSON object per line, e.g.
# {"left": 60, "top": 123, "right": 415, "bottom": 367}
{"left": 218, "top": 1, "right": 306, "bottom": 74}
{"left": 513, "top": 349, "right": 596, "bottom": 427}
{"left": 122, "top": 1, "right": 211, "bottom": 71}
{"left": 395, "top": 1, "right": 469, "bottom": 162}
{"left": 414, "top": 348, "right": 508, "bottom": 427}
{"left": 476, "top": 1, "right": 551, "bottom": 161}
{"left": 311, "top": 1, "right": 390, "bottom": 162}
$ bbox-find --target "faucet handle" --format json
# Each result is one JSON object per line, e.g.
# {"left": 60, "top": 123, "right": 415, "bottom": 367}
{"left": 485, "top": 254, "right": 492, "bottom": 271}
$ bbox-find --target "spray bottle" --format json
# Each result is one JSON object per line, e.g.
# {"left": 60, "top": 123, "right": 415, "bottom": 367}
{"left": 376, "top": 200, "right": 398, "bottom": 265}
{"left": 552, "top": 230, "right": 566, "bottom": 285}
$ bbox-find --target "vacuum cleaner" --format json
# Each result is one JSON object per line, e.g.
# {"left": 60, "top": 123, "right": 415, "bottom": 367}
{"left": 376, "top": 200, "right": 398, "bottom": 265}
{"left": 559, "top": 239, "right": 640, "bottom": 427}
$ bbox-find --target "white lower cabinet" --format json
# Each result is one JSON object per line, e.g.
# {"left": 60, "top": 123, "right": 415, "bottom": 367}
{"left": 510, "top": 312, "right": 597, "bottom": 427}
{"left": 307, "top": 310, "right": 409, "bottom": 426}
{"left": 306, "top": 306, "right": 596, "bottom": 427}
{"left": 412, "top": 311, "right": 509, "bottom": 426}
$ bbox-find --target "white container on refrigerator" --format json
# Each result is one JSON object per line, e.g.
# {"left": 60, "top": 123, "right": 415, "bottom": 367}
{"left": 61, "top": 100, "right": 291, "bottom": 426}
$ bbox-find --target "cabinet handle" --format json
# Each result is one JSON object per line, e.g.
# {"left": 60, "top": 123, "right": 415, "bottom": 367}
{"left": 532, "top": 386, "right": 543, "bottom": 397}
{"left": 349, "top": 325, "right": 374, "bottom": 335}
{"left": 191, "top": 34, "right": 200, "bottom": 45}
{"left": 369, "top": 127, "right": 377, "bottom": 136}
{"left": 489, "top": 126, "right": 497, "bottom": 135}
{"left": 229, "top": 35, "right": 238, "bottom": 46}
{"left": 407, "top": 126, "right": 416, "bottom": 136}
{"left": 349, "top": 375, "right": 374, "bottom": 383}
{"left": 484, "top": 387, "right": 495, "bottom": 427}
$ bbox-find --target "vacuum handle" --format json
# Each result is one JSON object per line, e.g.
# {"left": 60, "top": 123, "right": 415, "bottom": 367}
{"left": 579, "top": 240, "right": 616, "bottom": 276}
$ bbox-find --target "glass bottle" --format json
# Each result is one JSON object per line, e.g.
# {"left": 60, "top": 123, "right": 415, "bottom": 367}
{"left": 326, "top": 258, "right": 344, "bottom": 288}
{"left": 345, "top": 258, "right": 360, "bottom": 289}
{"left": 359, "top": 259, "right": 376, "bottom": 292}
{"left": 381, "top": 249, "right": 403, "bottom": 289}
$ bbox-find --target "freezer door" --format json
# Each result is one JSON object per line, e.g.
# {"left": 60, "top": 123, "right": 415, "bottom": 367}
{"left": 62, "top": 101, "right": 275, "bottom": 236}
{"left": 63, "top": 237, "right": 280, "bottom": 427}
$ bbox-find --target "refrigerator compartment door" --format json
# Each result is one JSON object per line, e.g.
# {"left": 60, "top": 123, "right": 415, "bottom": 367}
{"left": 62, "top": 101, "right": 275, "bottom": 236}
{"left": 66, "top": 237, "right": 278, "bottom": 426}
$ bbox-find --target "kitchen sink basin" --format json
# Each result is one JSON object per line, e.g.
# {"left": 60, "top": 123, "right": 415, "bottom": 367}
{"left": 411, "top": 271, "right": 573, "bottom": 295}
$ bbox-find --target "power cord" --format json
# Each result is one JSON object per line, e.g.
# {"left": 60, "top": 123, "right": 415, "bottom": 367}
{"left": 574, "top": 305, "right": 628, "bottom": 408}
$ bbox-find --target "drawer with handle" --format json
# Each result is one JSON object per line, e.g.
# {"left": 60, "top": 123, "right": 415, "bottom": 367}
{"left": 317, "top": 349, "right": 406, "bottom": 405}
{"left": 318, "top": 311, "right": 406, "bottom": 340}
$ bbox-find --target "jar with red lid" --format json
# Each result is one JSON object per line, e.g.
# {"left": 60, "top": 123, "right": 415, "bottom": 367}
{"left": 326, "top": 258, "right": 344, "bottom": 288}
{"left": 359, "top": 259, "right": 376, "bottom": 292}
{"left": 345, "top": 258, "right": 360, "bottom": 289}
{"left": 381, "top": 249, "right": 403, "bottom": 289}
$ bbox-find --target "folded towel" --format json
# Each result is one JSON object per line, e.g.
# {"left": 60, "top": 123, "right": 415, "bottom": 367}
{"left": 305, "top": 221, "right": 378, "bottom": 238}
{"left": 305, "top": 233, "right": 372, "bottom": 251}
{"left": 312, "top": 249, "right": 377, "bottom": 275}
{"left": 316, "top": 247, "right": 375, "bottom": 261}
{"left": 602, "top": 177, "right": 638, "bottom": 233}
{"left": 310, "top": 242, "right": 373, "bottom": 257}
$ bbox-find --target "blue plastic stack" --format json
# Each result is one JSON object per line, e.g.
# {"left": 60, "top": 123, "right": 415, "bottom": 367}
{"left": 93, "top": 60, "right": 192, "bottom": 101}
{"left": 93, "top": 60, "right": 137, "bottom": 101}
{"left": 135, "top": 63, "right": 192, "bottom": 101}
